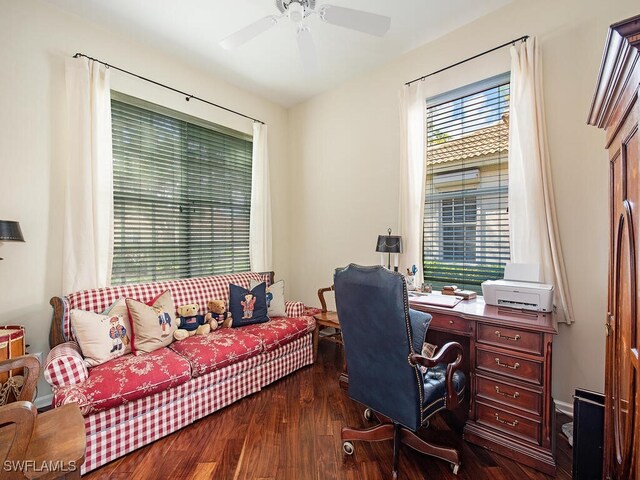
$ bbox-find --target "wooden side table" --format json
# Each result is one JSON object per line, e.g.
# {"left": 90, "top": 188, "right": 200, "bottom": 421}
{"left": 28, "top": 403, "right": 86, "bottom": 479}
{"left": 312, "top": 286, "right": 342, "bottom": 360}
{"left": 0, "top": 403, "right": 86, "bottom": 479}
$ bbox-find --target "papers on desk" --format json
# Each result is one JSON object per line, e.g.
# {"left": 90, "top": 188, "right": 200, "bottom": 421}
{"left": 408, "top": 293, "right": 462, "bottom": 308}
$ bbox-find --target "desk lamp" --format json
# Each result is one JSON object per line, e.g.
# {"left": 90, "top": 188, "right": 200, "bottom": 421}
{"left": 0, "top": 220, "right": 25, "bottom": 260}
{"left": 376, "top": 228, "right": 402, "bottom": 271}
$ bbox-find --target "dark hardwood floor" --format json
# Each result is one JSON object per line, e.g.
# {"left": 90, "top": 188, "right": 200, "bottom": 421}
{"left": 85, "top": 341, "right": 573, "bottom": 480}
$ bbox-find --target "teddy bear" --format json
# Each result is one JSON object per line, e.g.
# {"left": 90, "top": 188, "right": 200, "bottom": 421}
{"left": 174, "top": 303, "right": 210, "bottom": 341}
{"left": 205, "top": 299, "right": 233, "bottom": 330}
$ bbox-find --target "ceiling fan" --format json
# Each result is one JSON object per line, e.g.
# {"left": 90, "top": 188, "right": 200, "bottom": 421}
{"left": 219, "top": 0, "right": 392, "bottom": 70}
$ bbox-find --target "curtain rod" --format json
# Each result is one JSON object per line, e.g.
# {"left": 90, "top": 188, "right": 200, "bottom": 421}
{"left": 73, "top": 53, "right": 265, "bottom": 125}
{"left": 405, "top": 35, "right": 529, "bottom": 87}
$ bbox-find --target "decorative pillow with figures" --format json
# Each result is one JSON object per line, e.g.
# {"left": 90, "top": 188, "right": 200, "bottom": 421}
{"left": 174, "top": 304, "right": 210, "bottom": 341}
{"left": 205, "top": 299, "right": 233, "bottom": 331}
{"left": 126, "top": 290, "right": 177, "bottom": 354}
{"left": 249, "top": 279, "right": 286, "bottom": 317}
{"left": 228, "top": 283, "right": 269, "bottom": 327}
{"left": 70, "top": 298, "right": 132, "bottom": 367}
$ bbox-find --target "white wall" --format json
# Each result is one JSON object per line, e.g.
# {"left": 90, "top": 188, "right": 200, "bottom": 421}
{"left": 0, "top": 0, "right": 291, "bottom": 401}
{"left": 288, "top": 0, "right": 639, "bottom": 405}
{"left": 2, "top": 0, "right": 638, "bottom": 408}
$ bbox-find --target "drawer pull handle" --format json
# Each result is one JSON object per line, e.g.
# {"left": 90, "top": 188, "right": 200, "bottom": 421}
{"left": 495, "top": 413, "right": 519, "bottom": 427}
{"left": 495, "top": 331, "right": 520, "bottom": 341}
{"left": 449, "top": 320, "right": 454, "bottom": 325}
{"left": 495, "top": 358, "right": 520, "bottom": 370}
{"left": 495, "top": 386, "right": 520, "bottom": 398}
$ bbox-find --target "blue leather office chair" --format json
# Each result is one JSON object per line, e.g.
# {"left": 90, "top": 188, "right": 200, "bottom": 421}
{"left": 334, "top": 264, "right": 466, "bottom": 478}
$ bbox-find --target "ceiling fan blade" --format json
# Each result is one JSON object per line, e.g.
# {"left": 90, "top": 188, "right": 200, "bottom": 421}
{"left": 319, "top": 5, "right": 391, "bottom": 37}
{"left": 219, "top": 16, "right": 279, "bottom": 49}
{"left": 297, "top": 25, "right": 318, "bottom": 72}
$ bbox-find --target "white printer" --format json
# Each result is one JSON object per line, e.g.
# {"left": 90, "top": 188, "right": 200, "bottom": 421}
{"left": 481, "top": 263, "right": 554, "bottom": 313}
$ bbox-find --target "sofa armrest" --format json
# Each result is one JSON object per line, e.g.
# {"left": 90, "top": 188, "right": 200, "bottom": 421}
{"left": 44, "top": 341, "right": 89, "bottom": 389}
{"left": 285, "top": 301, "right": 306, "bottom": 318}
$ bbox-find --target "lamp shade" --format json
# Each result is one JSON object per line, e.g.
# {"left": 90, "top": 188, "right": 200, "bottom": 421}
{"left": 376, "top": 235, "right": 402, "bottom": 254}
{"left": 0, "top": 221, "right": 25, "bottom": 242}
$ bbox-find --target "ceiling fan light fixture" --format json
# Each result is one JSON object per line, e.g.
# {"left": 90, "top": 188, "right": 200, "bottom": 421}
{"left": 288, "top": 2, "right": 305, "bottom": 23}
{"left": 222, "top": 0, "right": 391, "bottom": 68}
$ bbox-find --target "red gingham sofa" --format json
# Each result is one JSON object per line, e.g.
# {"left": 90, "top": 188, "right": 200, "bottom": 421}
{"left": 44, "top": 272, "right": 315, "bottom": 474}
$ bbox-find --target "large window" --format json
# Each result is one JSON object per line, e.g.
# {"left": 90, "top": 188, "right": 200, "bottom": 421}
{"left": 111, "top": 94, "right": 253, "bottom": 284}
{"left": 423, "top": 74, "right": 510, "bottom": 292}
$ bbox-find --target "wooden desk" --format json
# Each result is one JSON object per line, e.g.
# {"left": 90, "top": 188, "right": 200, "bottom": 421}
{"left": 410, "top": 294, "right": 557, "bottom": 475}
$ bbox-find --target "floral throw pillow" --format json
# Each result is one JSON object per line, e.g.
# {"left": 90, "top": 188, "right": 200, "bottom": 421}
{"left": 126, "top": 290, "right": 177, "bottom": 355}
{"left": 229, "top": 283, "right": 269, "bottom": 327}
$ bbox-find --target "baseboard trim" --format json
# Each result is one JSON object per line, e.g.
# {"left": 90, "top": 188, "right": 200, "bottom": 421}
{"left": 35, "top": 393, "right": 53, "bottom": 409}
{"left": 554, "top": 399, "right": 573, "bottom": 417}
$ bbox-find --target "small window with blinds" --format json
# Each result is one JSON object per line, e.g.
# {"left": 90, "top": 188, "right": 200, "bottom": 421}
{"left": 424, "top": 74, "right": 510, "bottom": 293}
{"left": 111, "top": 94, "right": 252, "bottom": 285}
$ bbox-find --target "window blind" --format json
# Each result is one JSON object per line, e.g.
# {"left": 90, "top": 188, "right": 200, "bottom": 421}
{"left": 423, "top": 76, "right": 510, "bottom": 292}
{"left": 111, "top": 96, "right": 253, "bottom": 284}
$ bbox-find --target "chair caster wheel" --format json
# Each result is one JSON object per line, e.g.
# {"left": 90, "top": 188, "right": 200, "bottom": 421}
{"left": 363, "top": 408, "right": 374, "bottom": 422}
{"left": 451, "top": 463, "right": 460, "bottom": 475}
{"left": 342, "top": 441, "right": 355, "bottom": 455}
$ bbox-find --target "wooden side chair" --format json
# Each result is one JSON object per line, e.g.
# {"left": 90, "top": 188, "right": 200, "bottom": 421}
{"left": 0, "top": 355, "right": 86, "bottom": 479}
{"left": 312, "top": 285, "right": 342, "bottom": 359}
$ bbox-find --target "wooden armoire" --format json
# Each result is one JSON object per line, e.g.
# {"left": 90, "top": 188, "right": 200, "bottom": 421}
{"left": 588, "top": 14, "right": 640, "bottom": 480}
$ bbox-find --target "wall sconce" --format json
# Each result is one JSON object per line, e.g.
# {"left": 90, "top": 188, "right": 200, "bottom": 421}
{"left": 375, "top": 228, "right": 402, "bottom": 271}
{"left": 0, "top": 221, "right": 25, "bottom": 260}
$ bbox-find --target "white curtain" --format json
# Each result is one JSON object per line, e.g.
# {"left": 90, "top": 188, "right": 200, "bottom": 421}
{"left": 398, "top": 81, "right": 427, "bottom": 285}
{"left": 63, "top": 57, "right": 114, "bottom": 293}
{"left": 509, "top": 37, "right": 574, "bottom": 324}
{"left": 249, "top": 122, "right": 272, "bottom": 271}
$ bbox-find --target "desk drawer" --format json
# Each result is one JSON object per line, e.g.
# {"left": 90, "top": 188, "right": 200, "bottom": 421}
{"left": 476, "top": 374, "right": 542, "bottom": 416}
{"left": 476, "top": 402, "right": 541, "bottom": 445}
{"left": 476, "top": 348, "right": 542, "bottom": 385}
{"left": 429, "top": 314, "right": 471, "bottom": 335}
{"left": 477, "top": 324, "right": 543, "bottom": 355}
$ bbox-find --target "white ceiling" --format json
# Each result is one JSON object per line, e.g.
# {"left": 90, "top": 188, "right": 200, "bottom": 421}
{"left": 42, "top": 0, "right": 514, "bottom": 107}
